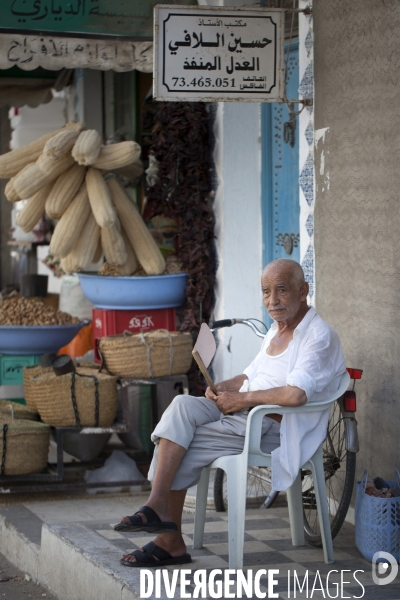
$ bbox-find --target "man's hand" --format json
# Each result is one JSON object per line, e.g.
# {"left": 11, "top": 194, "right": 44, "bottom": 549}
{"left": 205, "top": 381, "right": 228, "bottom": 401}
{"left": 215, "top": 391, "right": 247, "bottom": 414}
{"left": 205, "top": 389, "right": 246, "bottom": 413}
{"left": 205, "top": 375, "right": 248, "bottom": 401}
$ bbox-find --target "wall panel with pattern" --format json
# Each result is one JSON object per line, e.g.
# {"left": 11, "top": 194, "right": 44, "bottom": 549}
{"left": 314, "top": 0, "right": 400, "bottom": 482}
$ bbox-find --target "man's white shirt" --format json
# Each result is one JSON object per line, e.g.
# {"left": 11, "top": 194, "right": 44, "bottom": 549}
{"left": 242, "top": 306, "right": 346, "bottom": 491}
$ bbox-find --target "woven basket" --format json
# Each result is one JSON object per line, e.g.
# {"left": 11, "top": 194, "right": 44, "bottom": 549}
{"left": 24, "top": 365, "right": 51, "bottom": 410}
{"left": 0, "top": 400, "right": 39, "bottom": 421}
{"left": 28, "top": 368, "right": 118, "bottom": 427}
{"left": 99, "top": 330, "right": 193, "bottom": 378}
{"left": 0, "top": 415, "right": 50, "bottom": 475}
{"left": 24, "top": 361, "right": 98, "bottom": 411}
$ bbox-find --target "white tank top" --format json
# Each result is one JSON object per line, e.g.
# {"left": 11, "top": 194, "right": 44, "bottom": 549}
{"left": 240, "top": 347, "right": 289, "bottom": 392}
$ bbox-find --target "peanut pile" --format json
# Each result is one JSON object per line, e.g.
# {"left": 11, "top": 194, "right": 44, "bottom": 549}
{"left": 0, "top": 297, "right": 81, "bottom": 326}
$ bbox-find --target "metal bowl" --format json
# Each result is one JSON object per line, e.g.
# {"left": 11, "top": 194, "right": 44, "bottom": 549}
{"left": 0, "top": 322, "right": 88, "bottom": 355}
{"left": 77, "top": 272, "right": 188, "bottom": 310}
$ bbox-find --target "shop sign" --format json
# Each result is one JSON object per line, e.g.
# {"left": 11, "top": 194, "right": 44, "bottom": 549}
{"left": 154, "top": 5, "right": 284, "bottom": 102}
{"left": 0, "top": 0, "right": 191, "bottom": 41}
{"left": 0, "top": 34, "right": 153, "bottom": 72}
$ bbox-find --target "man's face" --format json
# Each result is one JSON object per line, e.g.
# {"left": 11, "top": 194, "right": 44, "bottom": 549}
{"left": 261, "top": 265, "right": 308, "bottom": 323}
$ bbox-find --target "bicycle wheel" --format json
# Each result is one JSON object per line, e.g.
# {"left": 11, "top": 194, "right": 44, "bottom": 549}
{"left": 302, "top": 400, "right": 356, "bottom": 546}
{"left": 213, "top": 466, "right": 274, "bottom": 512}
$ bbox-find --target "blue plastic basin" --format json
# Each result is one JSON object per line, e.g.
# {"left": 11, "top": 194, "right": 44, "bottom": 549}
{"left": 77, "top": 272, "right": 188, "bottom": 310}
{"left": 0, "top": 322, "right": 88, "bottom": 355}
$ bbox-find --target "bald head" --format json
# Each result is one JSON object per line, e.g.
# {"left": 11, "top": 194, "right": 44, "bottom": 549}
{"left": 262, "top": 259, "right": 305, "bottom": 287}
{"left": 261, "top": 259, "right": 309, "bottom": 324}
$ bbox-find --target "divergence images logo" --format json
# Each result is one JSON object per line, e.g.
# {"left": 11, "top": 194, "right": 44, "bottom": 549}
{"left": 372, "top": 551, "right": 398, "bottom": 586}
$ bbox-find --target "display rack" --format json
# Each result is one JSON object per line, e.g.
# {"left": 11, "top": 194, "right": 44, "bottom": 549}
{"left": 0, "top": 374, "right": 188, "bottom": 493}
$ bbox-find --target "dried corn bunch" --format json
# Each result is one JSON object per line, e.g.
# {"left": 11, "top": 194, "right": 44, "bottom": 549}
{"left": 86, "top": 167, "right": 116, "bottom": 227}
{"left": 107, "top": 176, "right": 165, "bottom": 275}
{"left": 0, "top": 124, "right": 175, "bottom": 277}
{"left": 45, "top": 163, "right": 86, "bottom": 219}
{"left": 17, "top": 182, "right": 54, "bottom": 233}
{"left": 72, "top": 130, "right": 102, "bottom": 165}
{"left": 93, "top": 141, "right": 141, "bottom": 170}
{"left": 49, "top": 182, "right": 91, "bottom": 258}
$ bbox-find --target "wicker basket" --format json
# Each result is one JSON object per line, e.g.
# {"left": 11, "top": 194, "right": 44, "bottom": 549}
{"left": 24, "top": 361, "right": 98, "bottom": 411}
{"left": 28, "top": 367, "right": 118, "bottom": 427}
{"left": 24, "top": 365, "right": 51, "bottom": 410}
{"left": 0, "top": 415, "right": 50, "bottom": 475}
{"left": 99, "top": 330, "right": 193, "bottom": 378}
{"left": 0, "top": 400, "right": 39, "bottom": 421}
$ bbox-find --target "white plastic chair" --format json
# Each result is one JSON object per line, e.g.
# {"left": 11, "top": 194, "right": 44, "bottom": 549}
{"left": 193, "top": 371, "right": 350, "bottom": 569}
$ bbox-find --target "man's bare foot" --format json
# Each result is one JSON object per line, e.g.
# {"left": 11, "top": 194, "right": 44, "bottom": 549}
{"left": 121, "top": 533, "right": 187, "bottom": 564}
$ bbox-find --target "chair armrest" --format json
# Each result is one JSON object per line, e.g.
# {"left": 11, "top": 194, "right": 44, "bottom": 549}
{"left": 244, "top": 371, "right": 350, "bottom": 457}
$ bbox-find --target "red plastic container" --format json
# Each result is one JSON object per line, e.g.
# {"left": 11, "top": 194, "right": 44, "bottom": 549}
{"left": 92, "top": 308, "right": 176, "bottom": 363}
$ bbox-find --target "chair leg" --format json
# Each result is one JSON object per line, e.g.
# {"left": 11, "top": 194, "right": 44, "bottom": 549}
{"left": 226, "top": 462, "right": 247, "bottom": 570}
{"left": 286, "top": 471, "right": 305, "bottom": 546}
{"left": 193, "top": 466, "right": 211, "bottom": 549}
{"left": 308, "top": 445, "right": 335, "bottom": 564}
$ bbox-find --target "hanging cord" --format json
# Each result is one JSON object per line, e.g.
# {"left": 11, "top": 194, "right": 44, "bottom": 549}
{"left": 70, "top": 372, "right": 100, "bottom": 427}
{"left": 139, "top": 330, "right": 175, "bottom": 377}
{"left": 1, "top": 424, "right": 8, "bottom": 476}
{"left": 70, "top": 371, "right": 81, "bottom": 427}
{"left": 139, "top": 332, "right": 154, "bottom": 378}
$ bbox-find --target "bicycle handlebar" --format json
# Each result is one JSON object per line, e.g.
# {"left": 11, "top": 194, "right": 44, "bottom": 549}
{"left": 210, "top": 318, "right": 267, "bottom": 338}
{"left": 212, "top": 319, "right": 238, "bottom": 328}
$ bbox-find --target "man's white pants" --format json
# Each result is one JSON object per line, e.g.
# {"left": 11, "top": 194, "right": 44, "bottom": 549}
{"left": 147, "top": 394, "right": 281, "bottom": 490}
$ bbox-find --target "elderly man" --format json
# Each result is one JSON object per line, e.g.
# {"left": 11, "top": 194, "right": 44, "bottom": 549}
{"left": 115, "top": 258, "right": 346, "bottom": 567}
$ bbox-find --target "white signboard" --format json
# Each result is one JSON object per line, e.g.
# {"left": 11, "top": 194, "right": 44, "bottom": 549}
{"left": 154, "top": 5, "right": 284, "bottom": 102}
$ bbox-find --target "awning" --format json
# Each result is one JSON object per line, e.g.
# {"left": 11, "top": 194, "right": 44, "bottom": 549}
{"left": 0, "top": 34, "right": 153, "bottom": 73}
{"left": 0, "top": 68, "right": 75, "bottom": 108}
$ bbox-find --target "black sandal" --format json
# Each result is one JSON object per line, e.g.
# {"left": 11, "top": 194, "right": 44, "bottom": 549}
{"left": 114, "top": 505, "right": 178, "bottom": 533}
{"left": 120, "top": 541, "right": 191, "bottom": 567}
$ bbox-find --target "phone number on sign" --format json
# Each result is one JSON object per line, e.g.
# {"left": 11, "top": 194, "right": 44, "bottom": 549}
{"left": 172, "top": 76, "right": 236, "bottom": 88}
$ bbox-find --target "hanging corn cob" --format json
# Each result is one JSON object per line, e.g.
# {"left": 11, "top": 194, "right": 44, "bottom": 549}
{"left": 16, "top": 182, "right": 54, "bottom": 233}
{"left": 114, "top": 229, "right": 139, "bottom": 276}
{"left": 107, "top": 176, "right": 165, "bottom": 275}
{"left": 4, "top": 163, "right": 35, "bottom": 202}
{"left": 93, "top": 141, "right": 141, "bottom": 170}
{"left": 72, "top": 130, "right": 102, "bottom": 165}
{"left": 61, "top": 211, "right": 101, "bottom": 272}
{"left": 45, "top": 163, "right": 86, "bottom": 219}
{"left": 14, "top": 153, "right": 75, "bottom": 199}
{"left": 49, "top": 182, "right": 91, "bottom": 258}
{"left": 100, "top": 219, "right": 128, "bottom": 266}
{"left": 43, "top": 129, "right": 81, "bottom": 160}
{"left": 86, "top": 167, "right": 116, "bottom": 227}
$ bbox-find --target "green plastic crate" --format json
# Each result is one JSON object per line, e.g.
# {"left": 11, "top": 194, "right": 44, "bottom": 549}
{"left": 0, "top": 354, "right": 41, "bottom": 386}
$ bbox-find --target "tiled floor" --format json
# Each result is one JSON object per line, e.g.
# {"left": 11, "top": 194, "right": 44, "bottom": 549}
{"left": 84, "top": 506, "right": 400, "bottom": 599}
{"left": 2, "top": 492, "right": 400, "bottom": 599}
